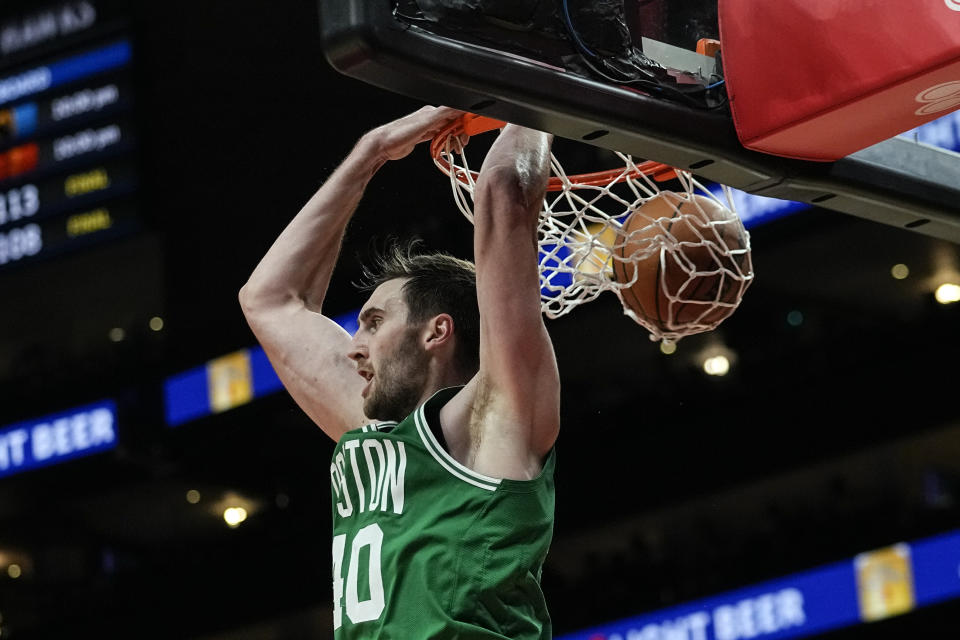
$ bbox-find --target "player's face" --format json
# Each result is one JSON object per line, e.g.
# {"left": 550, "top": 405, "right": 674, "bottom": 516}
{"left": 350, "top": 279, "right": 429, "bottom": 422}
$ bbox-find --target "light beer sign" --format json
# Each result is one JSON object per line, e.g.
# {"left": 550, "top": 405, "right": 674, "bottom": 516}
{"left": 0, "top": 399, "right": 117, "bottom": 478}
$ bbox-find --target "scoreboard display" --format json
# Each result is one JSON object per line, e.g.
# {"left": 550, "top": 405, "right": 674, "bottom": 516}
{"left": 0, "top": 2, "right": 138, "bottom": 270}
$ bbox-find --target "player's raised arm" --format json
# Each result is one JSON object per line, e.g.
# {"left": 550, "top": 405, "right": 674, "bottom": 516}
{"left": 239, "top": 106, "right": 464, "bottom": 441}
{"left": 458, "top": 124, "right": 560, "bottom": 478}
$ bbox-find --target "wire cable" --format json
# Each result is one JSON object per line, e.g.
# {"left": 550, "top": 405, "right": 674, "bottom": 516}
{"left": 558, "top": 0, "right": 726, "bottom": 109}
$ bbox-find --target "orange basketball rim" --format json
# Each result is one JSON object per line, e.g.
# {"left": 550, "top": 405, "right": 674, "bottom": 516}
{"left": 430, "top": 113, "right": 679, "bottom": 189}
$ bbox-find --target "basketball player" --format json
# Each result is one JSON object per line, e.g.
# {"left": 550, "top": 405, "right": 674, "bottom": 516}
{"left": 238, "top": 106, "right": 559, "bottom": 638}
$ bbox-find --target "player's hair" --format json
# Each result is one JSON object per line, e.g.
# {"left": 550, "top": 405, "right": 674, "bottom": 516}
{"left": 358, "top": 238, "right": 480, "bottom": 377}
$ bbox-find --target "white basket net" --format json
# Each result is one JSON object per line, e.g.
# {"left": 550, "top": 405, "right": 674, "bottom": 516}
{"left": 433, "top": 123, "right": 755, "bottom": 342}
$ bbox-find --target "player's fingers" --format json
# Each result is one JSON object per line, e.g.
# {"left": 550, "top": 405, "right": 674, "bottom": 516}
{"left": 409, "top": 105, "right": 461, "bottom": 125}
{"left": 423, "top": 107, "right": 466, "bottom": 134}
{"left": 414, "top": 108, "right": 465, "bottom": 143}
{"left": 431, "top": 105, "right": 466, "bottom": 119}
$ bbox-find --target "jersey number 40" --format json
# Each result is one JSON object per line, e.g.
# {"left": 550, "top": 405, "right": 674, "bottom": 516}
{"left": 332, "top": 523, "right": 386, "bottom": 630}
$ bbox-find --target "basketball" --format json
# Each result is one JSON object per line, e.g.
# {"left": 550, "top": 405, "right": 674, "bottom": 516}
{"left": 612, "top": 191, "right": 753, "bottom": 338}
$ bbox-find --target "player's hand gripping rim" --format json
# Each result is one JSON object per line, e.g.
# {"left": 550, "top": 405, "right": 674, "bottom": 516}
{"left": 366, "top": 105, "right": 468, "bottom": 163}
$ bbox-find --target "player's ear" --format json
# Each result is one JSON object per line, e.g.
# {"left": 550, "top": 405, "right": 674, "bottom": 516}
{"left": 422, "top": 313, "right": 454, "bottom": 350}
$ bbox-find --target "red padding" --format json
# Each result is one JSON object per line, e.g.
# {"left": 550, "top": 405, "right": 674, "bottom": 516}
{"left": 719, "top": 0, "right": 960, "bottom": 161}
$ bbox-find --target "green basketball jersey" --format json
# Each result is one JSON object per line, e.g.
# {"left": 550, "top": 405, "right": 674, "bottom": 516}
{"left": 329, "top": 386, "right": 556, "bottom": 639}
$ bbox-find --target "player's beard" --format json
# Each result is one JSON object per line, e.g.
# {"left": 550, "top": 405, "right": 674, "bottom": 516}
{"left": 363, "top": 325, "right": 430, "bottom": 422}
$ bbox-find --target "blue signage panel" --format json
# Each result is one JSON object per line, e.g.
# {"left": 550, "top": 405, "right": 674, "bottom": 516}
{"left": 163, "top": 366, "right": 209, "bottom": 427}
{"left": 0, "top": 399, "right": 118, "bottom": 478}
{"left": 0, "top": 39, "right": 132, "bottom": 107}
{"left": 911, "top": 529, "right": 960, "bottom": 607}
{"left": 48, "top": 40, "right": 131, "bottom": 88}
{"left": 558, "top": 561, "right": 858, "bottom": 640}
{"left": 706, "top": 184, "right": 810, "bottom": 230}
{"left": 0, "top": 40, "right": 133, "bottom": 105}
{"left": 725, "top": 188, "right": 811, "bottom": 230}
{"left": 559, "top": 528, "right": 960, "bottom": 640}
{"left": 164, "top": 308, "right": 361, "bottom": 426}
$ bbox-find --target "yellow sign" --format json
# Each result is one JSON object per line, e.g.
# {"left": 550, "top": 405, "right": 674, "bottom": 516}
{"left": 66, "top": 208, "right": 112, "bottom": 237}
{"left": 567, "top": 222, "right": 618, "bottom": 278}
{"left": 65, "top": 168, "right": 110, "bottom": 197}
{"left": 207, "top": 350, "right": 254, "bottom": 413}
{"left": 855, "top": 543, "right": 916, "bottom": 622}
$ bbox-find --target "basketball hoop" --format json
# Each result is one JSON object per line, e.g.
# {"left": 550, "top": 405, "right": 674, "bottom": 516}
{"left": 430, "top": 113, "right": 755, "bottom": 342}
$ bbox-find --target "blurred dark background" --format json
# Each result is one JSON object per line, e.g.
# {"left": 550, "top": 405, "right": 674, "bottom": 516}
{"left": 0, "top": 1, "right": 959, "bottom": 638}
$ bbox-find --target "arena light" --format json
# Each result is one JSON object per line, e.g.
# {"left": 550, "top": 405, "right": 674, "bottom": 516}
{"left": 699, "top": 344, "right": 736, "bottom": 377}
{"left": 934, "top": 282, "right": 960, "bottom": 304}
{"left": 223, "top": 506, "right": 247, "bottom": 528}
{"left": 209, "top": 491, "right": 258, "bottom": 528}
{"left": 0, "top": 549, "right": 31, "bottom": 580}
{"left": 890, "top": 263, "right": 910, "bottom": 280}
{"left": 703, "top": 355, "right": 730, "bottom": 377}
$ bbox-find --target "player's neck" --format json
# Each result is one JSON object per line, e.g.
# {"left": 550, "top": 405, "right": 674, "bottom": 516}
{"left": 416, "top": 360, "right": 470, "bottom": 408}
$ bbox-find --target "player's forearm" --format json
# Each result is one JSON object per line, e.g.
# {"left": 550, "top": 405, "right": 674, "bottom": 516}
{"left": 473, "top": 125, "right": 553, "bottom": 351}
{"left": 472, "top": 125, "right": 552, "bottom": 288}
{"left": 240, "top": 134, "right": 385, "bottom": 315}
{"left": 472, "top": 125, "right": 560, "bottom": 459}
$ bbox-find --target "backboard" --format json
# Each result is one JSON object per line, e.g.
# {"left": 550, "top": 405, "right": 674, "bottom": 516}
{"left": 318, "top": 0, "right": 960, "bottom": 243}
